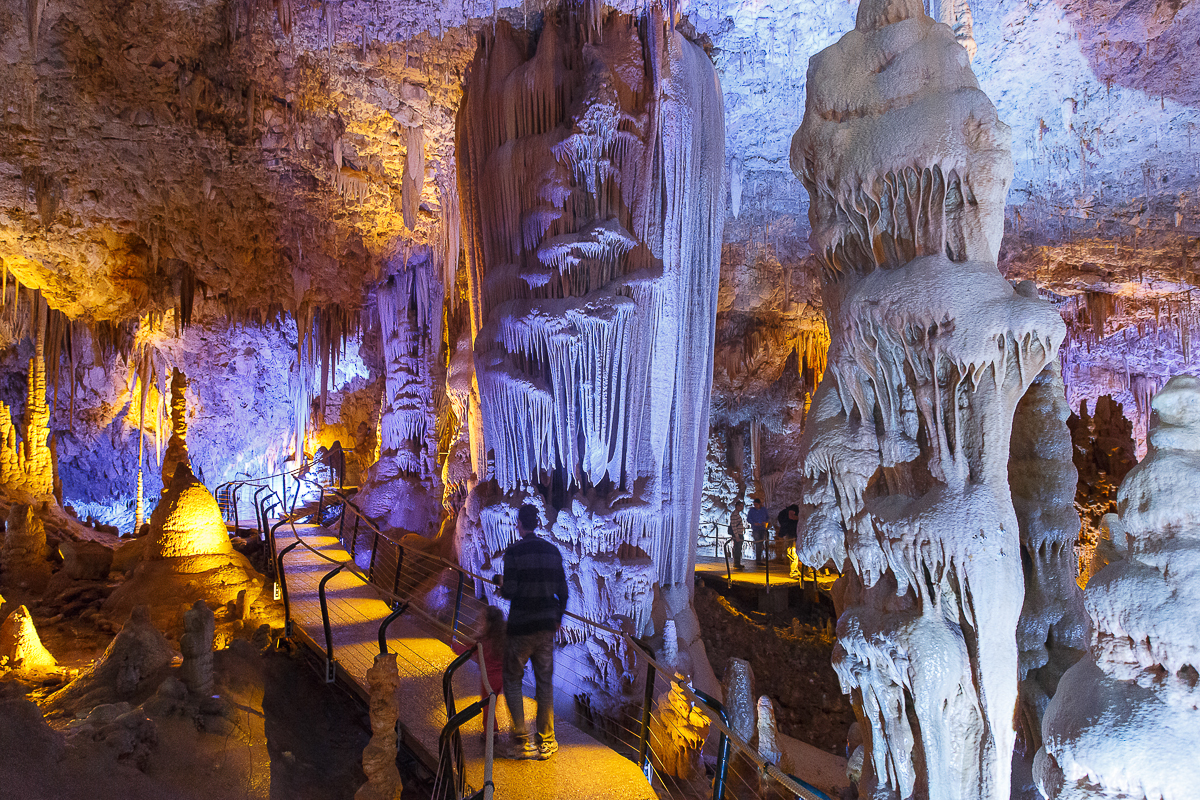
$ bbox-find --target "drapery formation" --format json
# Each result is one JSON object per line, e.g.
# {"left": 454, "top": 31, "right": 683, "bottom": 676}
{"left": 456, "top": 8, "right": 724, "bottom": 589}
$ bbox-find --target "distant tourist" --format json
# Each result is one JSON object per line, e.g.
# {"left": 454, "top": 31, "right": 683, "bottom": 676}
{"left": 729, "top": 495, "right": 746, "bottom": 570}
{"left": 777, "top": 504, "right": 799, "bottom": 553}
{"left": 747, "top": 497, "right": 770, "bottom": 566}
{"left": 496, "top": 503, "right": 568, "bottom": 760}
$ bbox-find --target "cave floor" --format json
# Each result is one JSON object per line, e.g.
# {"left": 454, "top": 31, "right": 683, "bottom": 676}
{"left": 279, "top": 524, "right": 658, "bottom": 800}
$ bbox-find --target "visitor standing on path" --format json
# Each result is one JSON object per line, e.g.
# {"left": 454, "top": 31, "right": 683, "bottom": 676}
{"left": 497, "top": 503, "right": 569, "bottom": 760}
{"left": 748, "top": 497, "right": 770, "bottom": 565}
{"left": 729, "top": 494, "right": 746, "bottom": 569}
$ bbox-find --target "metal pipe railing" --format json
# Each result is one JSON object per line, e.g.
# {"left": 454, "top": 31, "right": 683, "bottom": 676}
{"left": 318, "top": 564, "right": 345, "bottom": 683}
{"left": 378, "top": 602, "right": 408, "bottom": 656}
{"left": 272, "top": 484, "right": 827, "bottom": 800}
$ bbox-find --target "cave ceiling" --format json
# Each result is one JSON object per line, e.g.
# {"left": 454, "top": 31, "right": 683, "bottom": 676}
{"left": 0, "top": 0, "right": 1196, "bottom": 396}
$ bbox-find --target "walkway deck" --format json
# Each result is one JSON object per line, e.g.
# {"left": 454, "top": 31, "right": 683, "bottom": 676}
{"left": 279, "top": 525, "right": 656, "bottom": 800}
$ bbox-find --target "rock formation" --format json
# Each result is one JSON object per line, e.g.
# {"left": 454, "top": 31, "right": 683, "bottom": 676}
{"left": 722, "top": 657, "right": 757, "bottom": 744}
{"left": 103, "top": 465, "right": 262, "bottom": 632}
{"left": 1, "top": 503, "right": 52, "bottom": 591}
{"left": 356, "top": 652, "right": 403, "bottom": 800}
{"left": 648, "top": 681, "right": 710, "bottom": 782}
{"left": 456, "top": 7, "right": 725, "bottom": 700}
{"left": 0, "top": 306, "right": 55, "bottom": 500}
{"left": 1035, "top": 374, "right": 1200, "bottom": 800}
{"left": 179, "top": 600, "right": 215, "bottom": 697}
{"left": 1008, "top": 344, "right": 1088, "bottom": 755}
{"left": 789, "top": 0, "right": 1066, "bottom": 796}
{"left": 45, "top": 605, "right": 176, "bottom": 715}
{"left": 0, "top": 604, "right": 58, "bottom": 675}
{"left": 160, "top": 368, "right": 190, "bottom": 488}
{"left": 356, "top": 259, "right": 444, "bottom": 533}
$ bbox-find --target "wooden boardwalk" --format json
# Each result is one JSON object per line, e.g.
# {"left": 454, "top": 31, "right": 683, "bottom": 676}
{"left": 279, "top": 526, "right": 657, "bottom": 800}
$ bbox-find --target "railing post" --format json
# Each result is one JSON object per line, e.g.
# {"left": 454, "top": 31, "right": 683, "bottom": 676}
{"left": 349, "top": 514, "right": 360, "bottom": 558}
{"left": 232, "top": 484, "right": 240, "bottom": 532}
{"left": 632, "top": 639, "right": 657, "bottom": 781}
{"left": 765, "top": 547, "right": 771, "bottom": 592}
{"left": 316, "top": 486, "right": 326, "bottom": 523}
{"left": 724, "top": 540, "right": 733, "bottom": 588}
{"left": 450, "top": 571, "right": 465, "bottom": 647}
{"left": 337, "top": 493, "right": 347, "bottom": 543}
{"left": 276, "top": 540, "right": 302, "bottom": 636}
{"left": 390, "top": 542, "right": 404, "bottom": 597}
{"left": 693, "top": 689, "right": 731, "bottom": 800}
{"left": 318, "top": 565, "right": 345, "bottom": 683}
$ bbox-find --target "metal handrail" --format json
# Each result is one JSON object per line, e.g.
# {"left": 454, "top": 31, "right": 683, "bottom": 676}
{"left": 215, "top": 460, "right": 312, "bottom": 527}
{"left": 692, "top": 689, "right": 730, "bottom": 800}
{"left": 271, "top": 490, "right": 825, "bottom": 800}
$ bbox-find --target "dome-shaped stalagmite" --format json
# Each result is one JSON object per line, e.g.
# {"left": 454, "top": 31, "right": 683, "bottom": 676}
{"left": 1036, "top": 374, "right": 1200, "bottom": 800}
{"left": 102, "top": 466, "right": 261, "bottom": 633}
{"left": 0, "top": 604, "right": 58, "bottom": 675}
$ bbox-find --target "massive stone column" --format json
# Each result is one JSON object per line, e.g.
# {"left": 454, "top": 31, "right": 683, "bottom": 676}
{"left": 456, "top": 8, "right": 724, "bottom": 697}
{"left": 1035, "top": 375, "right": 1200, "bottom": 800}
{"left": 789, "top": 0, "right": 1065, "bottom": 797}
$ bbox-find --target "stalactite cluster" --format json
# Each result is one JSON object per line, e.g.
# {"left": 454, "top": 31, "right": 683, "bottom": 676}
{"left": 456, "top": 6, "right": 724, "bottom": 695}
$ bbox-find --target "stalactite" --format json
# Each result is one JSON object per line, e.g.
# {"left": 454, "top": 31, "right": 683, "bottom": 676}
{"left": 402, "top": 125, "right": 424, "bottom": 231}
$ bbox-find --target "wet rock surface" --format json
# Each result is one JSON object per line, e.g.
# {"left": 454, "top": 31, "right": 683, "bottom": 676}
{"left": 693, "top": 583, "right": 852, "bottom": 756}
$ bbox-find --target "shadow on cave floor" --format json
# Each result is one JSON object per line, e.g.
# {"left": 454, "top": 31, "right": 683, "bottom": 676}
{"left": 260, "top": 646, "right": 432, "bottom": 800}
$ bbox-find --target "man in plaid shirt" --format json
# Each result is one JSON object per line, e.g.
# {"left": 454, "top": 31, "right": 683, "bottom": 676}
{"left": 497, "top": 503, "right": 569, "bottom": 760}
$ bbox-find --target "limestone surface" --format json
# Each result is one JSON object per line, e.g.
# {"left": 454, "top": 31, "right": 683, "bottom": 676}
{"left": 0, "top": 603, "right": 58, "bottom": 674}
{"left": 1036, "top": 374, "right": 1200, "bottom": 800}
{"left": 789, "top": 0, "right": 1066, "bottom": 796}
{"left": 103, "top": 466, "right": 262, "bottom": 632}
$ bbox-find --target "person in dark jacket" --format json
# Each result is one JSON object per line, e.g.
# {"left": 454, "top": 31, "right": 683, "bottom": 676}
{"left": 497, "top": 503, "right": 568, "bottom": 760}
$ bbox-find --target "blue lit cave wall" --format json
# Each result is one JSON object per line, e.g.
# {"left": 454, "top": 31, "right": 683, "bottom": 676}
{"left": 0, "top": 310, "right": 382, "bottom": 532}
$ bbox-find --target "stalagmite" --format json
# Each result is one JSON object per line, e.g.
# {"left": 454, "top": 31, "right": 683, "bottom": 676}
{"left": 179, "top": 600, "right": 215, "bottom": 697}
{"left": 0, "top": 303, "right": 55, "bottom": 500}
{"left": 1035, "top": 375, "right": 1200, "bottom": 800}
{"left": 1, "top": 504, "right": 51, "bottom": 591}
{"left": 648, "top": 681, "right": 710, "bottom": 782}
{"left": 456, "top": 7, "right": 725, "bottom": 698}
{"left": 103, "top": 465, "right": 262, "bottom": 632}
{"left": 0, "top": 604, "right": 57, "bottom": 674}
{"left": 355, "top": 652, "right": 403, "bottom": 800}
{"left": 789, "top": 0, "right": 1066, "bottom": 797}
{"left": 161, "top": 368, "right": 191, "bottom": 488}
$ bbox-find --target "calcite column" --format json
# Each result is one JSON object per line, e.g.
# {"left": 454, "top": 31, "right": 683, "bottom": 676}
{"left": 456, "top": 9, "right": 724, "bottom": 695}
{"left": 356, "top": 652, "right": 403, "bottom": 800}
{"left": 1035, "top": 375, "right": 1200, "bottom": 800}
{"left": 1008, "top": 346, "right": 1088, "bottom": 754}
{"left": 161, "top": 368, "right": 190, "bottom": 488}
{"left": 356, "top": 258, "right": 444, "bottom": 532}
{"left": 789, "top": 0, "right": 1065, "bottom": 797}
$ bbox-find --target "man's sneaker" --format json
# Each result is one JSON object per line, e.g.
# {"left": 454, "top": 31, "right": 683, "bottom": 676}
{"left": 505, "top": 737, "right": 538, "bottom": 760}
{"left": 536, "top": 740, "right": 559, "bottom": 760}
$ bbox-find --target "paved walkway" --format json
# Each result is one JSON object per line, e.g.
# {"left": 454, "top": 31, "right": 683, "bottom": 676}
{"left": 279, "top": 525, "right": 656, "bottom": 800}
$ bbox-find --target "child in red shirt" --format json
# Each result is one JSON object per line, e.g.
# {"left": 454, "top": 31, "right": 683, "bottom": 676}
{"left": 455, "top": 605, "right": 505, "bottom": 732}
